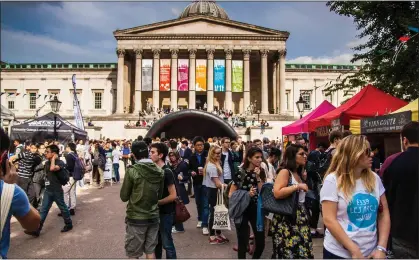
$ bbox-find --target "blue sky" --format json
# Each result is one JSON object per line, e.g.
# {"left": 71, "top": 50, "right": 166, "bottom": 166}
{"left": 1, "top": 1, "right": 364, "bottom": 64}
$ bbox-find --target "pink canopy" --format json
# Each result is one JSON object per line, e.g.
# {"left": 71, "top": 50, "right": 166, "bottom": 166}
{"left": 282, "top": 100, "right": 336, "bottom": 135}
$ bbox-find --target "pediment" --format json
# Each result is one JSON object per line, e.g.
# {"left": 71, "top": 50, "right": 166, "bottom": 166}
{"left": 114, "top": 16, "right": 288, "bottom": 37}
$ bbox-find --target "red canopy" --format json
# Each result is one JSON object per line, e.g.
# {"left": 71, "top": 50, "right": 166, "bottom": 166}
{"left": 308, "top": 84, "right": 408, "bottom": 131}
{"left": 282, "top": 100, "right": 335, "bottom": 135}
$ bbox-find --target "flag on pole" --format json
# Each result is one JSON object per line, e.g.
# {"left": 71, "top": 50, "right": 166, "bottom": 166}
{"left": 7, "top": 93, "right": 13, "bottom": 97}
{"left": 0, "top": 92, "right": 5, "bottom": 96}
{"left": 44, "top": 95, "right": 48, "bottom": 100}
{"left": 72, "top": 74, "right": 85, "bottom": 131}
{"left": 23, "top": 94, "right": 27, "bottom": 97}
{"left": 37, "top": 94, "right": 41, "bottom": 99}
{"left": 16, "top": 93, "right": 20, "bottom": 96}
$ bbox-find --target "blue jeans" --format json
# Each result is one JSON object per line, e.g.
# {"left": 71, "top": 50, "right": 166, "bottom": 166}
{"left": 155, "top": 213, "right": 177, "bottom": 259}
{"left": 40, "top": 189, "right": 72, "bottom": 226}
{"left": 113, "top": 163, "right": 120, "bottom": 182}
{"left": 193, "top": 184, "right": 209, "bottom": 227}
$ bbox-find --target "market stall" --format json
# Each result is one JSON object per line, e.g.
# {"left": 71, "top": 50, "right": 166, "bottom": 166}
{"left": 282, "top": 100, "right": 335, "bottom": 150}
{"left": 11, "top": 112, "right": 87, "bottom": 144}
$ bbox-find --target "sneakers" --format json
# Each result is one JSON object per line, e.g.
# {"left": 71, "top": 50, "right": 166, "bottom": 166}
{"left": 172, "top": 227, "right": 185, "bottom": 234}
{"left": 202, "top": 227, "right": 209, "bottom": 235}
{"left": 196, "top": 221, "right": 202, "bottom": 228}
{"left": 217, "top": 233, "right": 229, "bottom": 243}
{"left": 61, "top": 224, "right": 73, "bottom": 232}
{"left": 209, "top": 236, "right": 227, "bottom": 245}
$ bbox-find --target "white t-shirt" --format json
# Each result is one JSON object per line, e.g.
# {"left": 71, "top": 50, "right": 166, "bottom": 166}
{"left": 112, "top": 149, "right": 121, "bottom": 164}
{"left": 203, "top": 162, "right": 223, "bottom": 189}
{"left": 320, "top": 172, "right": 385, "bottom": 258}
{"left": 222, "top": 151, "right": 232, "bottom": 180}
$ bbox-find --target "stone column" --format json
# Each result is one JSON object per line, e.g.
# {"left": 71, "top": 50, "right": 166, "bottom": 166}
{"left": 272, "top": 60, "right": 277, "bottom": 114}
{"left": 279, "top": 49, "right": 287, "bottom": 114}
{"left": 170, "top": 49, "right": 178, "bottom": 110}
{"left": 152, "top": 48, "right": 160, "bottom": 112}
{"left": 225, "top": 48, "right": 233, "bottom": 111}
{"left": 276, "top": 61, "right": 280, "bottom": 113}
{"left": 134, "top": 48, "right": 143, "bottom": 113}
{"left": 116, "top": 48, "right": 125, "bottom": 114}
{"left": 188, "top": 48, "right": 197, "bottom": 109}
{"left": 260, "top": 49, "right": 269, "bottom": 114}
{"left": 206, "top": 48, "right": 215, "bottom": 112}
{"left": 243, "top": 49, "right": 251, "bottom": 114}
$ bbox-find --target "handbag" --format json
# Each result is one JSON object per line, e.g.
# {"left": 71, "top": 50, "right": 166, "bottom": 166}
{"left": 169, "top": 170, "right": 191, "bottom": 224}
{"left": 213, "top": 185, "right": 231, "bottom": 230}
{"left": 260, "top": 170, "right": 298, "bottom": 218}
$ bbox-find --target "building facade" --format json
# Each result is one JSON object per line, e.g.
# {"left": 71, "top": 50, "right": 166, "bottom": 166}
{"left": 0, "top": 1, "right": 360, "bottom": 139}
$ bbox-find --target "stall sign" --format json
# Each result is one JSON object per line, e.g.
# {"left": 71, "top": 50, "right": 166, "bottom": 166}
{"left": 331, "top": 118, "right": 341, "bottom": 131}
{"left": 316, "top": 126, "right": 330, "bottom": 137}
{"left": 361, "top": 111, "right": 412, "bottom": 134}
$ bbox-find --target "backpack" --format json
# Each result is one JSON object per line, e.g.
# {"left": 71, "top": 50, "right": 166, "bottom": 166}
{"left": 56, "top": 166, "right": 70, "bottom": 186}
{"left": 318, "top": 148, "right": 335, "bottom": 177}
{"left": 70, "top": 153, "right": 86, "bottom": 181}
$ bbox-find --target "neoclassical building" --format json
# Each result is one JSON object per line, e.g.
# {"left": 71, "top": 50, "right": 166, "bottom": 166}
{"left": 1, "top": 1, "right": 360, "bottom": 140}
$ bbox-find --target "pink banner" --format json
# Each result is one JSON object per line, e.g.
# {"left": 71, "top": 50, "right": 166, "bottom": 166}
{"left": 177, "top": 59, "right": 189, "bottom": 91}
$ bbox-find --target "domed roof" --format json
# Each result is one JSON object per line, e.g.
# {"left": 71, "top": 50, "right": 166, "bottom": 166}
{"left": 179, "top": 1, "right": 229, "bottom": 20}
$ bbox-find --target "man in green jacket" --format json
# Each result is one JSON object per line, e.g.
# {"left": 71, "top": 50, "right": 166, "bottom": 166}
{"left": 120, "top": 141, "right": 164, "bottom": 259}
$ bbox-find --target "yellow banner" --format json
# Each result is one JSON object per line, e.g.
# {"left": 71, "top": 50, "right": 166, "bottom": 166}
{"left": 195, "top": 59, "right": 207, "bottom": 91}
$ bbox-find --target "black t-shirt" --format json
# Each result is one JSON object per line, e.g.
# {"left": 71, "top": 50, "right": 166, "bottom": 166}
{"left": 159, "top": 165, "right": 176, "bottom": 214}
{"left": 45, "top": 159, "right": 66, "bottom": 192}
{"left": 233, "top": 168, "right": 264, "bottom": 204}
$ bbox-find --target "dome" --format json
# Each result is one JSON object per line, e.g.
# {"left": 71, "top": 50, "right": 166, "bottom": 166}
{"left": 179, "top": 1, "right": 229, "bottom": 20}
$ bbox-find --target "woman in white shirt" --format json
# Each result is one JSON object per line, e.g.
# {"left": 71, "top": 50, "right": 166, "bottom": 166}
{"left": 271, "top": 144, "right": 313, "bottom": 258}
{"left": 321, "top": 135, "right": 390, "bottom": 259}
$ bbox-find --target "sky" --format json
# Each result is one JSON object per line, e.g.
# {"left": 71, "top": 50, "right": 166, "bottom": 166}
{"left": 1, "top": 1, "right": 364, "bottom": 64}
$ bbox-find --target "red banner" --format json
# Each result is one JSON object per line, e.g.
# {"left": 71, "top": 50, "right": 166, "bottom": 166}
{"left": 159, "top": 59, "right": 170, "bottom": 91}
{"left": 177, "top": 59, "right": 189, "bottom": 91}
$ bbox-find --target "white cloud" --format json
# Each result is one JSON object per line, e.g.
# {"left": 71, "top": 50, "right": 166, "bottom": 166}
{"left": 346, "top": 38, "right": 368, "bottom": 49}
{"left": 287, "top": 53, "right": 355, "bottom": 64}
{"left": 171, "top": 7, "right": 181, "bottom": 17}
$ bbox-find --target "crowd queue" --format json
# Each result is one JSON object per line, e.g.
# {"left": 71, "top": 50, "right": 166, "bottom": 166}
{"left": 0, "top": 121, "right": 418, "bottom": 259}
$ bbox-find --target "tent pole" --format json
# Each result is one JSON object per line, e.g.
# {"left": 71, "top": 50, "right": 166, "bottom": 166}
{"left": 54, "top": 113, "right": 58, "bottom": 141}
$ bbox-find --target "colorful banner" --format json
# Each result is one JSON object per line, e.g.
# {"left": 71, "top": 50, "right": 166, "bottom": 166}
{"left": 195, "top": 59, "right": 207, "bottom": 91}
{"left": 177, "top": 59, "right": 189, "bottom": 91}
{"left": 160, "top": 59, "right": 171, "bottom": 91}
{"left": 232, "top": 60, "right": 243, "bottom": 92}
{"left": 71, "top": 74, "right": 85, "bottom": 131}
{"left": 142, "top": 59, "right": 153, "bottom": 91}
{"left": 214, "top": 60, "right": 225, "bottom": 92}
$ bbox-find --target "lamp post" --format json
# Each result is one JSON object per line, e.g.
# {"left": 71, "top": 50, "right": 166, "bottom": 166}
{"left": 48, "top": 96, "right": 62, "bottom": 140}
{"left": 296, "top": 94, "right": 306, "bottom": 119}
{"left": 256, "top": 110, "right": 261, "bottom": 122}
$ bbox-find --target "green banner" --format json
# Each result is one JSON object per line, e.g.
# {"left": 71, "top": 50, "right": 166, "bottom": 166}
{"left": 232, "top": 60, "right": 243, "bottom": 92}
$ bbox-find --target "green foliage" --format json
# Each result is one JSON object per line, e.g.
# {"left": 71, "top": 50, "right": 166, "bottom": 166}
{"left": 325, "top": 1, "right": 419, "bottom": 101}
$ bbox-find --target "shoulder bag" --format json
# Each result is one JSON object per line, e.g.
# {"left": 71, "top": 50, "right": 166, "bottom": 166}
{"left": 169, "top": 169, "right": 191, "bottom": 224}
{"left": 260, "top": 170, "right": 298, "bottom": 218}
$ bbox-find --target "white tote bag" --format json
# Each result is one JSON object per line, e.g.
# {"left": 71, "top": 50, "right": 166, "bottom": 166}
{"left": 212, "top": 185, "right": 231, "bottom": 231}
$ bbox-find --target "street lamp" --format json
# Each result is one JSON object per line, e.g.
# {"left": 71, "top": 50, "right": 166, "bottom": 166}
{"left": 48, "top": 96, "right": 62, "bottom": 140}
{"left": 296, "top": 94, "right": 306, "bottom": 119}
{"left": 256, "top": 110, "right": 261, "bottom": 122}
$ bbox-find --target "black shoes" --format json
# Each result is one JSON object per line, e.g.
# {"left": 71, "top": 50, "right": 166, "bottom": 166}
{"left": 24, "top": 230, "right": 40, "bottom": 237}
{"left": 311, "top": 231, "right": 324, "bottom": 238}
{"left": 58, "top": 209, "right": 75, "bottom": 217}
{"left": 61, "top": 224, "right": 73, "bottom": 232}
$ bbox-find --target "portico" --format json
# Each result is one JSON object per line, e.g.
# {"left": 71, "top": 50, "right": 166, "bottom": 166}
{"left": 113, "top": 3, "right": 289, "bottom": 115}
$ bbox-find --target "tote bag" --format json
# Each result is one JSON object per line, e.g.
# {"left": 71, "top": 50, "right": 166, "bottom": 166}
{"left": 213, "top": 185, "right": 231, "bottom": 230}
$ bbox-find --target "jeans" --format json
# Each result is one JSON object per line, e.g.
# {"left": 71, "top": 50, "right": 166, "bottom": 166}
{"left": 235, "top": 202, "right": 265, "bottom": 259}
{"left": 63, "top": 177, "right": 77, "bottom": 210}
{"left": 113, "top": 163, "right": 120, "bottom": 182}
{"left": 155, "top": 213, "right": 177, "bottom": 259}
{"left": 17, "top": 176, "right": 35, "bottom": 205}
{"left": 40, "top": 189, "right": 72, "bottom": 227}
{"left": 193, "top": 184, "right": 209, "bottom": 227}
{"left": 206, "top": 186, "right": 221, "bottom": 236}
{"left": 323, "top": 247, "right": 344, "bottom": 259}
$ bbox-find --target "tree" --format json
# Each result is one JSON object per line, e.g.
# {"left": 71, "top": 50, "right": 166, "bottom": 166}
{"left": 325, "top": 1, "right": 419, "bottom": 101}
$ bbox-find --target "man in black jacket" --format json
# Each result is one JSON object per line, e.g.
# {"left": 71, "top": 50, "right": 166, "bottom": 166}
{"left": 220, "top": 137, "right": 235, "bottom": 184}
{"left": 383, "top": 121, "right": 419, "bottom": 258}
{"left": 188, "top": 136, "right": 209, "bottom": 235}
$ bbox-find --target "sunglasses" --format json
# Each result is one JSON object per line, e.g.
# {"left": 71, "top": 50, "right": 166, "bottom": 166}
{"left": 214, "top": 152, "right": 221, "bottom": 155}
{"left": 365, "top": 148, "right": 372, "bottom": 156}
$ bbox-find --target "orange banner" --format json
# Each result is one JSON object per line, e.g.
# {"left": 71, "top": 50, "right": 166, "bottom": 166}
{"left": 159, "top": 59, "right": 170, "bottom": 91}
{"left": 195, "top": 59, "right": 207, "bottom": 91}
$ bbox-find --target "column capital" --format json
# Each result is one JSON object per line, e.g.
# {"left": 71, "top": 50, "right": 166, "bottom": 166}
{"left": 242, "top": 49, "right": 251, "bottom": 60}
{"left": 206, "top": 48, "right": 215, "bottom": 60}
{"left": 278, "top": 48, "right": 287, "bottom": 58}
{"left": 116, "top": 48, "right": 126, "bottom": 58}
{"left": 152, "top": 49, "right": 161, "bottom": 59}
{"left": 134, "top": 48, "right": 143, "bottom": 59}
{"left": 260, "top": 49, "right": 269, "bottom": 58}
{"left": 170, "top": 49, "right": 179, "bottom": 59}
{"left": 188, "top": 48, "right": 197, "bottom": 59}
{"left": 225, "top": 49, "right": 233, "bottom": 60}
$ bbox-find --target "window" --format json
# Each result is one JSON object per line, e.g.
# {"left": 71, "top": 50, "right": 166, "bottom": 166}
{"left": 29, "top": 93, "right": 37, "bottom": 109}
{"left": 94, "top": 92, "right": 102, "bottom": 109}
{"left": 325, "top": 92, "right": 333, "bottom": 103}
{"left": 285, "top": 91, "right": 290, "bottom": 110}
{"left": 8, "top": 100, "right": 14, "bottom": 109}
{"left": 301, "top": 92, "right": 311, "bottom": 110}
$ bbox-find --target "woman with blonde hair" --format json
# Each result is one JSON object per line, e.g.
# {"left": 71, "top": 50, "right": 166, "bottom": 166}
{"left": 203, "top": 145, "right": 229, "bottom": 244}
{"left": 321, "top": 135, "right": 390, "bottom": 259}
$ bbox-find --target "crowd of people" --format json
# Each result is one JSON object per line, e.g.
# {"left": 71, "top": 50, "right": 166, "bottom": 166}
{"left": 0, "top": 121, "right": 418, "bottom": 259}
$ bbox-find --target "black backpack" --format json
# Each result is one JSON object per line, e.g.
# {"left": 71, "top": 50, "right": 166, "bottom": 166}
{"left": 318, "top": 148, "right": 335, "bottom": 177}
{"left": 56, "top": 165, "right": 70, "bottom": 186}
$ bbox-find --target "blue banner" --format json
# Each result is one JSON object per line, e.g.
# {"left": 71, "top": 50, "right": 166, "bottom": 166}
{"left": 214, "top": 59, "right": 225, "bottom": 92}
